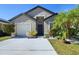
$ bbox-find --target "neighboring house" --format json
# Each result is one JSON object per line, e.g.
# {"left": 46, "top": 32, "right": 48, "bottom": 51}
{"left": 0, "top": 18, "right": 9, "bottom": 30}
{"left": 0, "top": 18, "right": 9, "bottom": 24}
{"left": 9, "top": 6, "right": 57, "bottom": 37}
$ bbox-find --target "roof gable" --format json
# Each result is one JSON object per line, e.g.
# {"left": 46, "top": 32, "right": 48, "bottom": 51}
{"left": 9, "top": 6, "right": 57, "bottom": 22}
{"left": 25, "top": 6, "right": 57, "bottom": 19}
{"left": 25, "top": 6, "right": 55, "bottom": 14}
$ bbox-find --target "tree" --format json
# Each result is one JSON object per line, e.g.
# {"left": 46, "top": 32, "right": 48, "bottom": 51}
{"left": 2, "top": 24, "right": 15, "bottom": 35}
{"left": 51, "top": 8, "right": 79, "bottom": 40}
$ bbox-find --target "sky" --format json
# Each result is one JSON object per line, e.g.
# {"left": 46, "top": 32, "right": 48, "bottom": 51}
{"left": 0, "top": 4, "right": 77, "bottom": 20}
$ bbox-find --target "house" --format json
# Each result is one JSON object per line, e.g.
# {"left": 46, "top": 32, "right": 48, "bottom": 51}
{"left": 9, "top": 6, "right": 57, "bottom": 37}
{"left": 0, "top": 18, "right": 9, "bottom": 24}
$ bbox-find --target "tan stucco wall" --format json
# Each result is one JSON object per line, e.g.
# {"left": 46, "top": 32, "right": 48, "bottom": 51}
{"left": 44, "top": 16, "right": 54, "bottom": 35}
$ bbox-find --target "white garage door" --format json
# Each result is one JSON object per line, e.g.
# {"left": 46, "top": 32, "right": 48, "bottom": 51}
{"left": 16, "top": 22, "right": 31, "bottom": 37}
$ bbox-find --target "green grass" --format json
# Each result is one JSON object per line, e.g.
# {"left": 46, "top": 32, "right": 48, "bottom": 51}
{"left": 49, "top": 39, "right": 79, "bottom": 55}
{"left": 0, "top": 36, "right": 11, "bottom": 41}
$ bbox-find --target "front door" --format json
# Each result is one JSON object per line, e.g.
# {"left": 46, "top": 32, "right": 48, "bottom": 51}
{"left": 36, "top": 16, "right": 44, "bottom": 36}
{"left": 37, "top": 24, "right": 44, "bottom": 36}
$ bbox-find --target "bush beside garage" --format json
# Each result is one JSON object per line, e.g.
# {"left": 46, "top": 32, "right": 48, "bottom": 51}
{"left": 0, "top": 19, "right": 14, "bottom": 37}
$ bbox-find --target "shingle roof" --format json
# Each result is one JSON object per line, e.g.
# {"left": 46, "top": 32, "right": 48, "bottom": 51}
{"left": 9, "top": 13, "right": 36, "bottom": 21}
{"left": 9, "top": 5, "right": 58, "bottom": 21}
{"left": 25, "top": 6, "right": 56, "bottom": 14}
{"left": 0, "top": 18, "right": 9, "bottom": 23}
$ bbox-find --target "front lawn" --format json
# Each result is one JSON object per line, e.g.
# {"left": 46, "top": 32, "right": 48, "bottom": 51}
{"left": 0, "top": 36, "right": 11, "bottom": 41}
{"left": 49, "top": 39, "right": 79, "bottom": 55}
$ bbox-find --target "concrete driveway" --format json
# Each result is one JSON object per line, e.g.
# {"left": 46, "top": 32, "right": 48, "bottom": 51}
{"left": 0, "top": 38, "right": 57, "bottom": 55}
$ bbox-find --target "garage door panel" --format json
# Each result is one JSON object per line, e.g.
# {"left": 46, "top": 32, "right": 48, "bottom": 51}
{"left": 16, "top": 22, "right": 31, "bottom": 36}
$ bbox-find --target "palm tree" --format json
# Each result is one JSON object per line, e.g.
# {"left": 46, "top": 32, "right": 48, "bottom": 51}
{"left": 51, "top": 7, "right": 79, "bottom": 40}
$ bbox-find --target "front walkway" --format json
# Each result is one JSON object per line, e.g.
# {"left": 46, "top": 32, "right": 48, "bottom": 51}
{"left": 0, "top": 38, "right": 57, "bottom": 55}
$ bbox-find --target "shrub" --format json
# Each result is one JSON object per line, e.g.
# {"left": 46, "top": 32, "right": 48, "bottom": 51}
{"left": 28, "top": 30, "right": 37, "bottom": 37}
{"left": 51, "top": 9, "right": 79, "bottom": 40}
{"left": 44, "top": 34, "right": 49, "bottom": 38}
{"left": 2, "top": 24, "right": 14, "bottom": 35}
